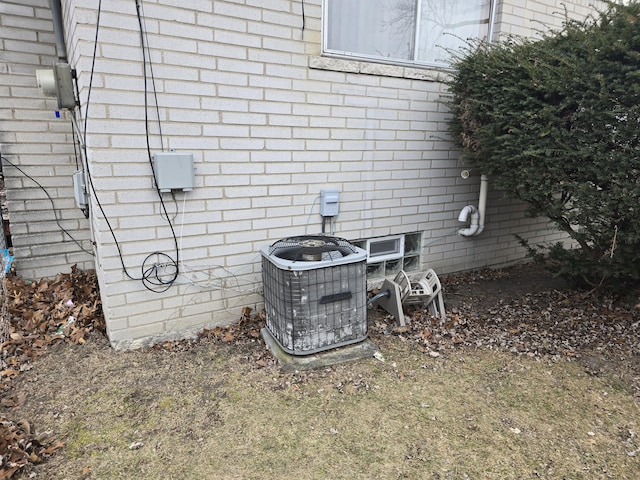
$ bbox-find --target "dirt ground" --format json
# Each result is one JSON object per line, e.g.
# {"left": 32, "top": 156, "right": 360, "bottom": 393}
{"left": 2, "top": 263, "right": 639, "bottom": 479}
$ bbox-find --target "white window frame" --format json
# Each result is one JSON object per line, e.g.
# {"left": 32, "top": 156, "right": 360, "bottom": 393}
{"left": 322, "top": 0, "right": 498, "bottom": 69}
{"left": 366, "top": 235, "right": 405, "bottom": 263}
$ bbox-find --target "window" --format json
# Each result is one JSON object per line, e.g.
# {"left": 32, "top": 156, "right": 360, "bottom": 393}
{"left": 353, "top": 232, "right": 422, "bottom": 279}
{"left": 323, "top": 0, "right": 494, "bottom": 68}
{"left": 366, "top": 235, "right": 404, "bottom": 263}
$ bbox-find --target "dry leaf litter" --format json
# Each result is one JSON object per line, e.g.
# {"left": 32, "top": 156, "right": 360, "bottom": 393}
{"left": 0, "top": 266, "right": 104, "bottom": 479}
{"left": 371, "top": 266, "right": 639, "bottom": 399}
{"left": 1, "top": 263, "right": 639, "bottom": 478}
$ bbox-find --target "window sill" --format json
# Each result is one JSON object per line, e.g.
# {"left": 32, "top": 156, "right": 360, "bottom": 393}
{"left": 308, "top": 55, "right": 450, "bottom": 82}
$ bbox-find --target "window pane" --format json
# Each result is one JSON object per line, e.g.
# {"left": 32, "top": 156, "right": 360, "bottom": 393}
{"left": 416, "top": 0, "right": 491, "bottom": 65}
{"left": 324, "top": 0, "right": 491, "bottom": 68}
{"left": 326, "top": 0, "right": 416, "bottom": 62}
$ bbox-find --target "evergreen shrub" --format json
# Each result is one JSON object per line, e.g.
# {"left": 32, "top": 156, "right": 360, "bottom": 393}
{"left": 447, "top": 1, "right": 640, "bottom": 291}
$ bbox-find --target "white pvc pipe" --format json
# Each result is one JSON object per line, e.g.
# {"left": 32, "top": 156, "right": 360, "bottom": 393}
{"left": 476, "top": 174, "right": 488, "bottom": 236}
{"left": 457, "top": 204, "right": 475, "bottom": 223}
{"left": 458, "top": 175, "right": 489, "bottom": 237}
{"left": 458, "top": 205, "right": 480, "bottom": 236}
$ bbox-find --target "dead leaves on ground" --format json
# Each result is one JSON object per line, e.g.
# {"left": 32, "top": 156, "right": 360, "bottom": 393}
{"left": 1, "top": 266, "right": 104, "bottom": 478}
{"left": 0, "top": 417, "right": 63, "bottom": 479}
{"left": 150, "top": 306, "right": 275, "bottom": 367}
{"left": 1, "top": 265, "right": 105, "bottom": 391}
{"left": 208, "top": 306, "right": 265, "bottom": 344}
{"left": 151, "top": 306, "right": 265, "bottom": 351}
{"left": 373, "top": 287, "right": 639, "bottom": 360}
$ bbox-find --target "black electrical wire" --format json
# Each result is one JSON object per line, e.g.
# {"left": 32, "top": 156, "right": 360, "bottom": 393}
{"left": 77, "top": 0, "right": 178, "bottom": 293}
{"left": 135, "top": 0, "right": 179, "bottom": 291}
{"left": 137, "top": 0, "right": 164, "bottom": 150}
{"left": 136, "top": 0, "right": 163, "bottom": 153}
{"left": 301, "top": 0, "right": 306, "bottom": 31}
{"left": 0, "top": 154, "right": 94, "bottom": 256}
{"left": 141, "top": 252, "right": 178, "bottom": 293}
{"left": 82, "top": 0, "right": 101, "bottom": 149}
{"left": 70, "top": 118, "right": 80, "bottom": 170}
{"left": 71, "top": 69, "right": 83, "bottom": 172}
{"left": 79, "top": 0, "right": 143, "bottom": 283}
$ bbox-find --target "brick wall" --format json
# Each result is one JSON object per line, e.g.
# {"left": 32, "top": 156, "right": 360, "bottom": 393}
{"left": 6, "top": 0, "right": 603, "bottom": 348}
{"left": 0, "top": 0, "right": 93, "bottom": 278}
{"left": 496, "top": 0, "right": 603, "bottom": 38}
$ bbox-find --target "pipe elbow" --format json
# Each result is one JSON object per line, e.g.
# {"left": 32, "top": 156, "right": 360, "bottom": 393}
{"left": 458, "top": 210, "right": 480, "bottom": 237}
{"left": 458, "top": 175, "right": 489, "bottom": 237}
{"left": 458, "top": 205, "right": 476, "bottom": 222}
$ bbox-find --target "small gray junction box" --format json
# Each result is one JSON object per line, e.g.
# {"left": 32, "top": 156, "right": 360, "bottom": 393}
{"left": 152, "top": 152, "right": 195, "bottom": 193}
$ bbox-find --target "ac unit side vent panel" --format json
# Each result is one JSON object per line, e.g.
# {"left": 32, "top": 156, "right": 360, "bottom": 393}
{"left": 261, "top": 238, "right": 367, "bottom": 356}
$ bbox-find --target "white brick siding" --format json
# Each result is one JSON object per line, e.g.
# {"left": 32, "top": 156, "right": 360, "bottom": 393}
{"left": 0, "top": 0, "right": 94, "bottom": 279}
{"left": 496, "top": 0, "right": 602, "bottom": 38}
{"left": 1, "top": 0, "right": 605, "bottom": 348}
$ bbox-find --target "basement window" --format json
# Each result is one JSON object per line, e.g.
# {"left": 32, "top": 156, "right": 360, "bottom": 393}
{"left": 367, "top": 235, "right": 404, "bottom": 263}
{"left": 353, "top": 232, "right": 421, "bottom": 279}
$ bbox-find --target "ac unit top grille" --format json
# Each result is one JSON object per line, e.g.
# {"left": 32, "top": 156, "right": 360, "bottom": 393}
{"left": 268, "top": 235, "right": 359, "bottom": 262}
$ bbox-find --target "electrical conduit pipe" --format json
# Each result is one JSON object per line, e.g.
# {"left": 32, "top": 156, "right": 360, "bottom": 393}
{"left": 49, "top": 0, "right": 68, "bottom": 61}
{"left": 458, "top": 174, "right": 488, "bottom": 237}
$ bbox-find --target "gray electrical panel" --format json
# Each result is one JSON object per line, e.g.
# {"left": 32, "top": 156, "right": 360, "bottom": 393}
{"left": 72, "top": 170, "right": 88, "bottom": 209}
{"left": 54, "top": 63, "right": 76, "bottom": 109}
{"left": 320, "top": 189, "right": 339, "bottom": 216}
{"left": 152, "top": 152, "right": 195, "bottom": 193}
{"left": 35, "top": 63, "right": 76, "bottom": 109}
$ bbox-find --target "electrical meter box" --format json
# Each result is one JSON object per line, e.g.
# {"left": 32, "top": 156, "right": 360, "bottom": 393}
{"left": 152, "top": 152, "right": 195, "bottom": 193}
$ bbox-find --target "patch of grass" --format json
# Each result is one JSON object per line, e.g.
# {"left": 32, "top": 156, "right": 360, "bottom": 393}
{"left": 13, "top": 342, "right": 640, "bottom": 480}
